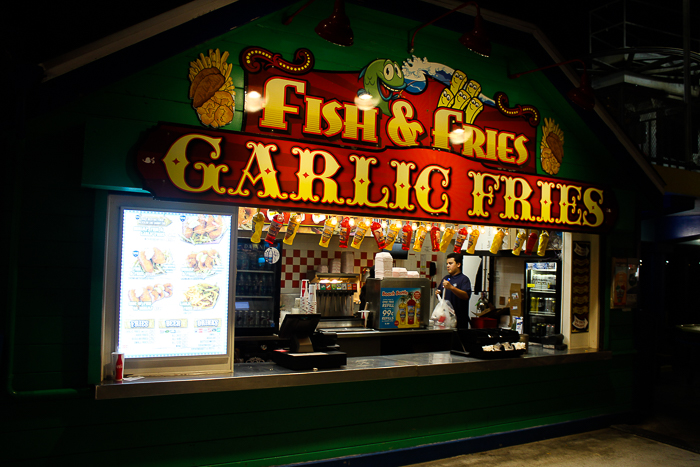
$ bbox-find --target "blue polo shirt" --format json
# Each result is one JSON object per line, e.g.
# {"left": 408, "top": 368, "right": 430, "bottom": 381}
{"left": 437, "top": 272, "right": 472, "bottom": 328}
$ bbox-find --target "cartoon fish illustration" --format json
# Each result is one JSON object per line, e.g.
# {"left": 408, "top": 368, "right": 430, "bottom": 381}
{"left": 358, "top": 59, "right": 407, "bottom": 116}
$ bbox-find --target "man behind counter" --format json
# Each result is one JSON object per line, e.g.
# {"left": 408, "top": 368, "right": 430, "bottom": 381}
{"left": 436, "top": 252, "right": 472, "bottom": 328}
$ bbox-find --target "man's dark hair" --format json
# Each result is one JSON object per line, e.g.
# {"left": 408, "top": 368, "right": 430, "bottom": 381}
{"left": 446, "top": 252, "right": 462, "bottom": 270}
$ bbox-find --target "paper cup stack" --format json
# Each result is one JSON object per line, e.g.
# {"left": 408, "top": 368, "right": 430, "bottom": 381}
{"left": 341, "top": 251, "right": 355, "bottom": 274}
{"left": 330, "top": 258, "right": 341, "bottom": 273}
{"left": 374, "top": 252, "right": 393, "bottom": 279}
{"left": 392, "top": 267, "right": 407, "bottom": 277}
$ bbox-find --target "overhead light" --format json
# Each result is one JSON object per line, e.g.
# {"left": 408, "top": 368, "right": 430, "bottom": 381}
{"left": 283, "top": 0, "right": 354, "bottom": 47}
{"left": 408, "top": 1, "right": 490, "bottom": 57}
{"left": 509, "top": 59, "right": 596, "bottom": 110}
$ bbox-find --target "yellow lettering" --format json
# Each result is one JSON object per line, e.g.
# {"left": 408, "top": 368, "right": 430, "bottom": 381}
{"left": 582, "top": 188, "right": 605, "bottom": 227}
{"left": 462, "top": 125, "right": 487, "bottom": 159}
{"left": 497, "top": 132, "right": 516, "bottom": 163}
{"left": 467, "top": 171, "right": 501, "bottom": 218}
{"left": 228, "top": 142, "right": 287, "bottom": 199}
{"left": 290, "top": 147, "right": 343, "bottom": 204}
{"left": 322, "top": 101, "right": 344, "bottom": 137}
{"left": 342, "top": 104, "right": 379, "bottom": 143}
{"left": 558, "top": 184, "right": 583, "bottom": 225}
{"left": 485, "top": 128, "right": 498, "bottom": 160}
{"left": 499, "top": 176, "right": 534, "bottom": 221}
{"left": 513, "top": 134, "right": 529, "bottom": 165}
{"left": 163, "top": 134, "right": 228, "bottom": 194}
{"left": 387, "top": 100, "right": 425, "bottom": 147}
{"left": 537, "top": 180, "right": 556, "bottom": 223}
{"left": 432, "top": 108, "right": 463, "bottom": 149}
{"left": 389, "top": 161, "right": 416, "bottom": 210}
{"left": 346, "top": 155, "right": 390, "bottom": 207}
{"left": 303, "top": 96, "right": 324, "bottom": 135}
{"left": 414, "top": 165, "right": 449, "bottom": 214}
{"left": 260, "top": 77, "right": 306, "bottom": 130}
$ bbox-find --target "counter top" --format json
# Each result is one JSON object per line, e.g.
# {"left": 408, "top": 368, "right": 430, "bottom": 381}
{"left": 95, "top": 346, "right": 610, "bottom": 400}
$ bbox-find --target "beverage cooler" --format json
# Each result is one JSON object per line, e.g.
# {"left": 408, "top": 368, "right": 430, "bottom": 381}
{"left": 523, "top": 260, "right": 561, "bottom": 342}
{"left": 234, "top": 238, "right": 283, "bottom": 336}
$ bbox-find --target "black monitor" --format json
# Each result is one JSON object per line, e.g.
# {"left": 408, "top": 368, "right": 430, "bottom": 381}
{"left": 278, "top": 313, "right": 321, "bottom": 352}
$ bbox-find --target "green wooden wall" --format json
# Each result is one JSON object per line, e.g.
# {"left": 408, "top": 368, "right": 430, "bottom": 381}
{"left": 2, "top": 2, "right": 648, "bottom": 465}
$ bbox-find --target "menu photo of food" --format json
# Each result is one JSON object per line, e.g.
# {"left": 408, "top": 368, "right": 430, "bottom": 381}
{"left": 125, "top": 283, "right": 173, "bottom": 310}
{"left": 131, "top": 247, "right": 174, "bottom": 276}
{"left": 181, "top": 214, "right": 227, "bottom": 245}
{"left": 183, "top": 249, "right": 222, "bottom": 278}
{"left": 181, "top": 282, "right": 221, "bottom": 310}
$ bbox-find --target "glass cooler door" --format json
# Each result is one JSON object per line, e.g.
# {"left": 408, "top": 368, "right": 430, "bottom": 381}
{"left": 524, "top": 261, "right": 561, "bottom": 342}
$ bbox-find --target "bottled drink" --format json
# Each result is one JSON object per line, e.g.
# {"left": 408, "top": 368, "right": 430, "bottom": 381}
{"left": 407, "top": 296, "right": 416, "bottom": 325}
{"left": 430, "top": 224, "right": 441, "bottom": 251}
{"left": 537, "top": 230, "right": 550, "bottom": 256}
{"left": 412, "top": 224, "right": 427, "bottom": 252}
{"left": 453, "top": 227, "right": 468, "bottom": 253}
{"left": 397, "top": 298, "right": 407, "bottom": 326}
{"left": 401, "top": 222, "right": 413, "bottom": 251}
{"left": 351, "top": 218, "right": 369, "bottom": 249}
{"left": 265, "top": 213, "right": 284, "bottom": 245}
{"left": 371, "top": 220, "right": 386, "bottom": 249}
{"left": 338, "top": 217, "right": 352, "bottom": 248}
{"left": 319, "top": 216, "right": 337, "bottom": 247}
{"left": 384, "top": 221, "right": 401, "bottom": 249}
{"left": 512, "top": 230, "right": 527, "bottom": 255}
{"left": 250, "top": 210, "right": 265, "bottom": 243}
{"left": 489, "top": 228, "right": 505, "bottom": 254}
{"left": 466, "top": 227, "right": 480, "bottom": 254}
{"left": 524, "top": 231, "right": 538, "bottom": 255}
{"left": 439, "top": 225, "right": 455, "bottom": 252}
{"left": 283, "top": 213, "right": 302, "bottom": 245}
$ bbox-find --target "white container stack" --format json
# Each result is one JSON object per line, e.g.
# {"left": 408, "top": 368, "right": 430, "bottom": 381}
{"left": 407, "top": 271, "right": 420, "bottom": 278}
{"left": 330, "top": 258, "right": 342, "bottom": 273}
{"left": 341, "top": 251, "right": 354, "bottom": 274}
{"left": 374, "top": 252, "right": 393, "bottom": 279}
{"left": 392, "top": 267, "right": 407, "bottom": 277}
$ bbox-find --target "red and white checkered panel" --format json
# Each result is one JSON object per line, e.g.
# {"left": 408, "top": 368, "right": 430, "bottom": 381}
{"left": 280, "top": 249, "right": 375, "bottom": 292}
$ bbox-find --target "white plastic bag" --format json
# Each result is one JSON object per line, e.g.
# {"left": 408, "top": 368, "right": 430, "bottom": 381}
{"left": 430, "top": 289, "right": 457, "bottom": 329}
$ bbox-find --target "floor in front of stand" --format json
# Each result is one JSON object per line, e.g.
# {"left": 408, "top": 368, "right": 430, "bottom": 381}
{"left": 408, "top": 365, "right": 700, "bottom": 467}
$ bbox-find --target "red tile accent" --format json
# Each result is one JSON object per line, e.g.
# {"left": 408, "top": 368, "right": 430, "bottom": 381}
{"left": 285, "top": 272, "right": 294, "bottom": 280}
{"left": 314, "top": 258, "right": 322, "bottom": 265}
{"left": 321, "top": 250, "right": 329, "bottom": 258}
{"left": 300, "top": 257, "right": 307, "bottom": 265}
{"left": 354, "top": 259, "right": 361, "bottom": 266}
{"left": 292, "top": 265, "right": 300, "bottom": 273}
{"left": 292, "top": 280, "right": 300, "bottom": 289}
{"left": 293, "top": 249, "right": 301, "bottom": 257}
{"left": 285, "top": 256, "right": 294, "bottom": 264}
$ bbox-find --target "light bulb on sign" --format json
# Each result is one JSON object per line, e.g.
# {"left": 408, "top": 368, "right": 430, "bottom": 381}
{"left": 354, "top": 92, "right": 379, "bottom": 111}
{"left": 349, "top": 217, "right": 356, "bottom": 227}
{"left": 245, "top": 91, "right": 265, "bottom": 112}
{"left": 312, "top": 213, "right": 326, "bottom": 224}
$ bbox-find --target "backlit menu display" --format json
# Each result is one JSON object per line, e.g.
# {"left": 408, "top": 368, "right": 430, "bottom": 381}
{"left": 117, "top": 209, "right": 232, "bottom": 358}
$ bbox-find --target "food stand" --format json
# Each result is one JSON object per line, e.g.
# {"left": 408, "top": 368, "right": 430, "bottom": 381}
{"left": 4, "top": 1, "right": 661, "bottom": 465}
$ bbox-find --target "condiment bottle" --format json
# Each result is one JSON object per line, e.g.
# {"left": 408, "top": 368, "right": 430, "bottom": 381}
{"left": 338, "top": 217, "right": 352, "bottom": 248}
{"left": 439, "top": 225, "right": 455, "bottom": 252}
{"left": 537, "top": 230, "right": 550, "bottom": 256}
{"left": 384, "top": 221, "right": 401, "bottom": 249}
{"left": 466, "top": 227, "right": 480, "bottom": 254}
{"left": 401, "top": 222, "right": 413, "bottom": 251}
{"left": 319, "top": 216, "right": 338, "bottom": 247}
{"left": 371, "top": 220, "right": 386, "bottom": 249}
{"left": 250, "top": 210, "right": 265, "bottom": 243}
{"left": 283, "top": 213, "right": 302, "bottom": 245}
{"left": 524, "top": 231, "right": 539, "bottom": 255}
{"left": 489, "top": 228, "right": 505, "bottom": 254}
{"left": 351, "top": 218, "right": 369, "bottom": 249}
{"left": 453, "top": 226, "right": 468, "bottom": 253}
{"left": 430, "top": 224, "right": 441, "bottom": 251}
{"left": 264, "top": 212, "right": 285, "bottom": 245}
{"left": 412, "top": 224, "right": 428, "bottom": 252}
{"left": 511, "top": 230, "right": 527, "bottom": 255}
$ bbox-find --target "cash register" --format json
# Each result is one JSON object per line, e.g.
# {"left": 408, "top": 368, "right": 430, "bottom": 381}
{"left": 271, "top": 313, "right": 347, "bottom": 370}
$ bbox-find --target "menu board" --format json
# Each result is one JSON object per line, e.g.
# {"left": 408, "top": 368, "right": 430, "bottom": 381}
{"left": 378, "top": 288, "right": 422, "bottom": 330}
{"left": 117, "top": 209, "right": 232, "bottom": 358}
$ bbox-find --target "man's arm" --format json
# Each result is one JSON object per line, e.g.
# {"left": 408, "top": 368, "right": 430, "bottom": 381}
{"left": 445, "top": 280, "right": 470, "bottom": 300}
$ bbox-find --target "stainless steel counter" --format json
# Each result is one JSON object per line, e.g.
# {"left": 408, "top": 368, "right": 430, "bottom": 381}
{"left": 95, "top": 346, "right": 610, "bottom": 400}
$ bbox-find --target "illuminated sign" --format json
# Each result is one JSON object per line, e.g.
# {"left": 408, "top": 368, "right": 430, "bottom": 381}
{"left": 137, "top": 124, "right": 616, "bottom": 232}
